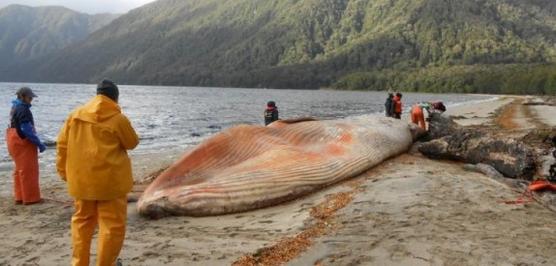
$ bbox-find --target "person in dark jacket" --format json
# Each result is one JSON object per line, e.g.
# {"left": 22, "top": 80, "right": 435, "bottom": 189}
{"left": 264, "top": 101, "right": 279, "bottom": 126}
{"left": 5, "top": 87, "right": 45, "bottom": 205}
{"left": 384, "top": 93, "right": 395, "bottom": 117}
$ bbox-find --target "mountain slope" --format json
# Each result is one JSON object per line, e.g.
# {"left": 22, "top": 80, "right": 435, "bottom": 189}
{"left": 0, "top": 5, "right": 118, "bottom": 64}
{"left": 3, "top": 0, "right": 556, "bottom": 93}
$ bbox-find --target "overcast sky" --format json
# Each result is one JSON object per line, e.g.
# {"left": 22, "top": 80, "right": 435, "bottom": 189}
{"left": 0, "top": 0, "right": 157, "bottom": 14}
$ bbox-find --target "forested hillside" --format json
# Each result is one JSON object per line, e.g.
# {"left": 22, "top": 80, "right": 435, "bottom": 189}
{"left": 0, "top": 5, "right": 118, "bottom": 65}
{"left": 2, "top": 0, "right": 556, "bottom": 94}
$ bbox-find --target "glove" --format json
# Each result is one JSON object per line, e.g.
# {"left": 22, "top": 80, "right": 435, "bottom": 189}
{"left": 38, "top": 143, "right": 46, "bottom": 153}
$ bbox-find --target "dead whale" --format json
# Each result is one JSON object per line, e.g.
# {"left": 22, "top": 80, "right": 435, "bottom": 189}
{"left": 138, "top": 116, "right": 422, "bottom": 218}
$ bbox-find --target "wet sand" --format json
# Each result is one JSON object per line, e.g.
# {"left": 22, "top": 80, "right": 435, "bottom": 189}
{"left": 444, "top": 97, "right": 514, "bottom": 126}
{"left": 530, "top": 105, "right": 556, "bottom": 127}
{"left": 1, "top": 96, "right": 555, "bottom": 265}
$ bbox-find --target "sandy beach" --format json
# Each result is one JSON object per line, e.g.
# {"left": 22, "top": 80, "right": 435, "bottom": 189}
{"left": 1, "top": 96, "right": 555, "bottom": 266}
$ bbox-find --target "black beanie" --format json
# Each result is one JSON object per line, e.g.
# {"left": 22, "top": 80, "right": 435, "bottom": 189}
{"left": 97, "top": 79, "right": 119, "bottom": 102}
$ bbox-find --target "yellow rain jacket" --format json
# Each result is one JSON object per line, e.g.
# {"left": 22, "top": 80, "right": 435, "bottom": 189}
{"left": 56, "top": 95, "right": 139, "bottom": 200}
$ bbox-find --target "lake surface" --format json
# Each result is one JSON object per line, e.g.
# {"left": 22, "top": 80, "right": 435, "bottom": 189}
{"left": 0, "top": 83, "right": 490, "bottom": 195}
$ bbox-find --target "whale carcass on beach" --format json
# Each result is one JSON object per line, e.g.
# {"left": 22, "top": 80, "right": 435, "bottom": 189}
{"left": 138, "top": 116, "right": 422, "bottom": 218}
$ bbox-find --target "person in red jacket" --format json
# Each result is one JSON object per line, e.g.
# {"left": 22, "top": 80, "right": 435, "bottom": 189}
{"left": 393, "top": 92, "right": 403, "bottom": 119}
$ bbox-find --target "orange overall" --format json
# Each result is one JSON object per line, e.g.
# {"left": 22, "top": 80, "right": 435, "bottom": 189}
{"left": 5, "top": 128, "right": 41, "bottom": 204}
{"left": 411, "top": 105, "right": 426, "bottom": 130}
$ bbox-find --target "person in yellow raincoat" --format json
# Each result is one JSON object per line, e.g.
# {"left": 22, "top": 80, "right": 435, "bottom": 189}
{"left": 56, "top": 80, "right": 139, "bottom": 266}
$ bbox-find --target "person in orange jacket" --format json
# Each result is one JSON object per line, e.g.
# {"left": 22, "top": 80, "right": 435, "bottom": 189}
{"left": 6, "top": 87, "right": 46, "bottom": 205}
{"left": 57, "top": 80, "right": 139, "bottom": 266}
{"left": 393, "top": 92, "right": 403, "bottom": 119}
{"left": 411, "top": 101, "right": 447, "bottom": 130}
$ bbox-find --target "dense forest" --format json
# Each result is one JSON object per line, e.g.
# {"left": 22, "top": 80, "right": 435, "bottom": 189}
{"left": 334, "top": 64, "right": 556, "bottom": 95}
{"left": 1, "top": 0, "right": 556, "bottom": 95}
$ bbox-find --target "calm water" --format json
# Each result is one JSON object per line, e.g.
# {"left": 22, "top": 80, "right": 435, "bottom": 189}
{"left": 0, "top": 83, "right": 490, "bottom": 194}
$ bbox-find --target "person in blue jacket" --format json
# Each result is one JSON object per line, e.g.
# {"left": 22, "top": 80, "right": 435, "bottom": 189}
{"left": 6, "top": 87, "right": 45, "bottom": 205}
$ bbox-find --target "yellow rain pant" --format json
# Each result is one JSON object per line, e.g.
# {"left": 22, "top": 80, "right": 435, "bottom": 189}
{"left": 71, "top": 196, "right": 127, "bottom": 266}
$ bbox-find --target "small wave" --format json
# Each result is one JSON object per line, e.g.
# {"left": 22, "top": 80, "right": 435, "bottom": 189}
{"left": 445, "top": 96, "right": 499, "bottom": 109}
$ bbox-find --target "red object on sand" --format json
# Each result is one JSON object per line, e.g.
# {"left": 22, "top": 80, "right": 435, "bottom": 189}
{"left": 502, "top": 180, "right": 556, "bottom": 205}
{"left": 528, "top": 179, "right": 556, "bottom": 192}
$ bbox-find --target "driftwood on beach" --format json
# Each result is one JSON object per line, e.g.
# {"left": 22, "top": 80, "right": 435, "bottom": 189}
{"left": 418, "top": 113, "right": 536, "bottom": 179}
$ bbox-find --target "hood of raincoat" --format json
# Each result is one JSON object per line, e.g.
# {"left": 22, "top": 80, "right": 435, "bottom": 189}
{"left": 73, "top": 95, "right": 120, "bottom": 123}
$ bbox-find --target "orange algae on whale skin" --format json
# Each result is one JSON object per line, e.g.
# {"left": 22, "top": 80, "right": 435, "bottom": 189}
{"left": 138, "top": 116, "right": 419, "bottom": 218}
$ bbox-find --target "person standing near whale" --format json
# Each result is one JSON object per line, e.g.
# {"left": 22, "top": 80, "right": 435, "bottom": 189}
{"left": 57, "top": 80, "right": 139, "bottom": 266}
{"left": 6, "top": 87, "right": 46, "bottom": 205}
{"left": 264, "top": 101, "right": 279, "bottom": 125}
{"left": 384, "top": 92, "right": 395, "bottom": 117}
{"left": 393, "top": 92, "right": 403, "bottom": 119}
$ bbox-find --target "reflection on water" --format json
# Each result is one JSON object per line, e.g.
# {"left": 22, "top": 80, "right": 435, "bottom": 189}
{"left": 0, "top": 83, "right": 489, "bottom": 192}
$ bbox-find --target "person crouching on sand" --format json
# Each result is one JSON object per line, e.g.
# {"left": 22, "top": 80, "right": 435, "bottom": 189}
{"left": 410, "top": 101, "right": 447, "bottom": 130}
{"left": 56, "top": 80, "right": 139, "bottom": 266}
{"left": 6, "top": 87, "right": 46, "bottom": 205}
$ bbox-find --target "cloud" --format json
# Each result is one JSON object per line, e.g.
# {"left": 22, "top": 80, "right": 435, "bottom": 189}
{"left": 0, "top": 0, "right": 157, "bottom": 14}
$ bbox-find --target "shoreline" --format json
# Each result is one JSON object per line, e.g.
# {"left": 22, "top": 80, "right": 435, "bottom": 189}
{"left": 1, "top": 96, "right": 555, "bottom": 265}
{"left": 0, "top": 88, "right": 489, "bottom": 187}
